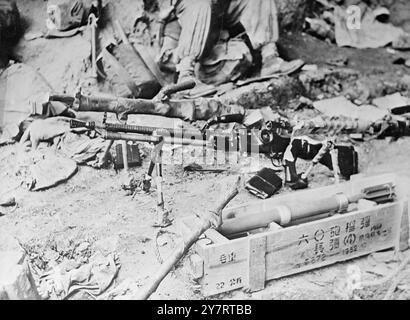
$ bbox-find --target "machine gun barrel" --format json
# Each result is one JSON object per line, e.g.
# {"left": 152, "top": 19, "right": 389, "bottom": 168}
{"left": 70, "top": 119, "right": 204, "bottom": 138}
{"left": 286, "top": 117, "right": 372, "bottom": 136}
{"left": 287, "top": 116, "right": 410, "bottom": 138}
{"left": 70, "top": 119, "right": 210, "bottom": 147}
{"left": 102, "top": 131, "right": 208, "bottom": 147}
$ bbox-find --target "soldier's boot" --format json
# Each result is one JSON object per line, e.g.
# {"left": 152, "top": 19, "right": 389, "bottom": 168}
{"left": 176, "top": 56, "right": 215, "bottom": 94}
{"left": 260, "top": 43, "right": 305, "bottom": 76}
{"left": 176, "top": 56, "right": 197, "bottom": 84}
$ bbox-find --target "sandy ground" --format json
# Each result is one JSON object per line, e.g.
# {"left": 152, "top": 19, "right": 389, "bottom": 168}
{"left": 1, "top": 0, "right": 410, "bottom": 300}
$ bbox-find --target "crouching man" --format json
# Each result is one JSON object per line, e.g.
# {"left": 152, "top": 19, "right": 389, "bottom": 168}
{"left": 157, "top": 0, "right": 304, "bottom": 85}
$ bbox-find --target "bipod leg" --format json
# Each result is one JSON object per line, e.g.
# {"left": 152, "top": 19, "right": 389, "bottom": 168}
{"left": 149, "top": 139, "right": 172, "bottom": 228}
{"left": 329, "top": 141, "right": 341, "bottom": 184}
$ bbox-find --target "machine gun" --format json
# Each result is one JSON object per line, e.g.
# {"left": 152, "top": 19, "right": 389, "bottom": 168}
{"left": 69, "top": 112, "right": 362, "bottom": 192}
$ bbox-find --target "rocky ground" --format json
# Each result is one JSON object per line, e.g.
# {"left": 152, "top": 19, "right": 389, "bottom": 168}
{"left": 1, "top": 0, "right": 410, "bottom": 300}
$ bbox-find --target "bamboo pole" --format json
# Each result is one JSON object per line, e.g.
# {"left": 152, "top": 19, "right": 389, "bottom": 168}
{"left": 133, "top": 178, "right": 241, "bottom": 300}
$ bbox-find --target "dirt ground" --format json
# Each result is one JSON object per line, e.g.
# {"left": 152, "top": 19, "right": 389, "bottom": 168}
{"left": 1, "top": 0, "right": 410, "bottom": 300}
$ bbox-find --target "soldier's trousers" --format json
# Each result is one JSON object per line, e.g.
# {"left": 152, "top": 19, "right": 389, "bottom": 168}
{"left": 174, "top": 0, "right": 279, "bottom": 62}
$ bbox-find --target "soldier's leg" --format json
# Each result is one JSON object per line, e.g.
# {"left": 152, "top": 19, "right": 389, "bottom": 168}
{"left": 225, "top": 0, "right": 279, "bottom": 50}
{"left": 174, "top": 0, "right": 222, "bottom": 82}
{"left": 226, "top": 0, "right": 304, "bottom": 76}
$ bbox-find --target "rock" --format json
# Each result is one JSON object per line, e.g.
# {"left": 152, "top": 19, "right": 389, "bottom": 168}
{"left": 0, "top": 250, "right": 40, "bottom": 300}
{"left": 299, "top": 67, "right": 360, "bottom": 99}
{"left": 302, "top": 64, "right": 318, "bottom": 72}
{"left": 312, "top": 96, "right": 389, "bottom": 123}
{"left": 373, "top": 93, "right": 410, "bottom": 115}
{"left": 305, "top": 17, "right": 335, "bottom": 42}
{"left": 386, "top": 0, "right": 410, "bottom": 33}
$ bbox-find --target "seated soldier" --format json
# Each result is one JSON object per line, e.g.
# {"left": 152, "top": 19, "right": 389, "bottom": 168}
{"left": 157, "top": 0, "right": 304, "bottom": 85}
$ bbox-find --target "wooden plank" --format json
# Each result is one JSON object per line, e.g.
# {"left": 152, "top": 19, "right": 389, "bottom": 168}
{"left": 201, "top": 238, "right": 249, "bottom": 296}
{"left": 399, "top": 200, "right": 409, "bottom": 251}
{"left": 195, "top": 239, "right": 212, "bottom": 257}
{"left": 206, "top": 238, "right": 249, "bottom": 268}
{"left": 264, "top": 202, "right": 404, "bottom": 280}
{"left": 202, "top": 261, "right": 248, "bottom": 297}
{"left": 248, "top": 235, "right": 267, "bottom": 292}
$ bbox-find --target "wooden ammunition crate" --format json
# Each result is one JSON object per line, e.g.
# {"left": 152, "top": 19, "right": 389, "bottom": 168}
{"left": 181, "top": 174, "right": 410, "bottom": 297}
